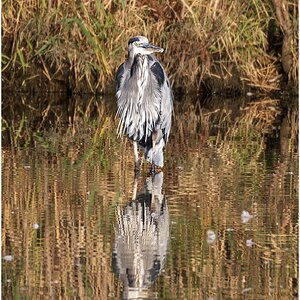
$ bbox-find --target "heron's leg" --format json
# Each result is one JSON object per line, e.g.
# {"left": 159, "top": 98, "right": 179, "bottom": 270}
{"left": 150, "top": 163, "right": 155, "bottom": 175}
{"left": 150, "top": 131, "right": 159, "bottom": 175}
{"left": 132, "top": 175, "right": 138, "bottom": 200}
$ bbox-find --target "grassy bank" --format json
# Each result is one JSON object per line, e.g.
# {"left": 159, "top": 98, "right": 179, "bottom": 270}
{"left": 2, "top": 0, "right": 298, "bottom": 94}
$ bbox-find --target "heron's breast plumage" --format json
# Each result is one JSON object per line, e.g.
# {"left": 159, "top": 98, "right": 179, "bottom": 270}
{"left": 137, "top": 57, "right": 149, "bottom": 104}
{"left": 117, "top": 55, "right": 161, "bottom": 142}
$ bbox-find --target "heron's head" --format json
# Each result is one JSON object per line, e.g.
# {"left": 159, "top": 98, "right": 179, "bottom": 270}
{"left": 128, "top": 36, "right": 164, "bottom": 56}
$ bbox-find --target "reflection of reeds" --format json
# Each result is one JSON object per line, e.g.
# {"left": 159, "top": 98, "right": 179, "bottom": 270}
{"left": 161, "top": 97, "right": 298, "bottom": 299}
{"left": 2, "top": 95, "right": 298, "bottom": 299}
{"left": 163, "top": 157, "right": 297, "bottom": 295}
{"left": 2, "top": 147, "right": 133, "bottom": 299}
{"left": 2, "top": 1, "right": 298, "bottom": 92}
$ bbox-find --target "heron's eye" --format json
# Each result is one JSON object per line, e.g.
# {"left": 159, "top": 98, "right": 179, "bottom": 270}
{"left": 133, "top": 41, "right": 139, "bottom": 46}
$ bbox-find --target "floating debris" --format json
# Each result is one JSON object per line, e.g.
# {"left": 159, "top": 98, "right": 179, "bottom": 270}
{"left": 3, "top": 255, "right": 13, "bottom": 261}
{"left": 32, "top": 223, "right": 39, "bottom": 229}
{"left": 241, "top": 210, "right": 253, "bottom": 223}
{"left": 242, "top": 287, "right": 252, "bottom": 293}
{"left": 226, "top": 228, "right": 234, "bottom": 232}
{"left": 246, "top": 239, "right": 254, "bottom": 247}
{"left": 207, "top": 230, "right": 216, "bottom": 244}
{"left": 52, "top": 280, "right": 60, "bottom": 284}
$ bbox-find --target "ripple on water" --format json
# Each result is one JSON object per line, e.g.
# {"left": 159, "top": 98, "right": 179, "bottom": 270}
{"left": 2, "top": 95, "right": 298, "bottom": 299}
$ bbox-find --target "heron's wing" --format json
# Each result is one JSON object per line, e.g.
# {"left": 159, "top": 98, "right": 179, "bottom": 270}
{"left": 160, "top": 75, "right": 173, "bottom": 143}
{"left": 115, "top": 62, "right": 133, "bottom": 137}
{"left": 116, "top": 63, "right": 125, "bottom": 92}
{"left": 150, "top": 61, "right": 165, "bottom": 87}
{"left": 150, "top": 59, "right": 173, "bottom": 144}
{"left": 116, "top": 59, "right": 151, "bottom": 141}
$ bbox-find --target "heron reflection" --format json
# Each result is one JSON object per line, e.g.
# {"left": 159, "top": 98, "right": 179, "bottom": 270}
{"left": 112, "top": 172, "right": 169, "bottom": 299}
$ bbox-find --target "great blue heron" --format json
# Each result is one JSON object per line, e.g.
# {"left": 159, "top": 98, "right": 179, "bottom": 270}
{"left": 116, "top": 36, "right": 173, "bottom": 172}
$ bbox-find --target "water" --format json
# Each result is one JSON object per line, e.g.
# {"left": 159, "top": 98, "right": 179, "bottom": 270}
{"left": 2, "top": 94, "right": 298, "bottom": 299}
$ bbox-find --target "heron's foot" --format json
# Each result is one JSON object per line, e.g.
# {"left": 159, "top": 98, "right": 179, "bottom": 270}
{"left": 150, "top": 164, "right": 163, "bottom": 175}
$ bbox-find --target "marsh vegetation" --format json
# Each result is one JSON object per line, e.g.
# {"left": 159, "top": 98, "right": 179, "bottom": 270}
{"left": 1, "top": 1, "right": 298, "bottom": 298}
{"left": 2, "top": 0, "right": 298, "bottom": 94}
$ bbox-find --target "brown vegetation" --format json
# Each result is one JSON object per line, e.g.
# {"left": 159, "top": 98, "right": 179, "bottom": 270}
{"left": 2, "top": 0, "right": 298, "bottom": 94}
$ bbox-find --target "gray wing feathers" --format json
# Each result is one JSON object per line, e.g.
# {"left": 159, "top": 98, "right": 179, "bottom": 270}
{"left": 116, "top": 56, "right": 167, "bottom": 142}
{"left": 159, "top": 75, "right": 173, "bottom": 144}
{"left": 150, "top": 60, "right": 173, "bottom": 144}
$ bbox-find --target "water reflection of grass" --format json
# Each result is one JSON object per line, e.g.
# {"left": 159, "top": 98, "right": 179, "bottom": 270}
{"left": 2, "top": 95, "right": 298, "bottom": 299}
{"left": 161, "top": 99, "right": 298, "bottom": 299}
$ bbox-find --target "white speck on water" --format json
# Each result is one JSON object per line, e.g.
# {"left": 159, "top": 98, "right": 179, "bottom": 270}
{"left": 207, "top": 230, "right": 216, "bottom": 244}
{"left": 52, "top": 280, "right": 59, "bottom": 284}
{"left": 32, "top": 223, "right": 39, "bottom": 229}
{"left": 226, "top": 228, "right": 234, "bottom": 232}
{"left": 3, "top": 255, "right": 13, "bottom": 261}
{"left": 241, "top": 210, "right": 253, "bottom": 223}
{"left": 246, "top": 239, "right": 254, "bottom": 247}
{"left": 242, "top": 287, "right": 252, "bottom": 293}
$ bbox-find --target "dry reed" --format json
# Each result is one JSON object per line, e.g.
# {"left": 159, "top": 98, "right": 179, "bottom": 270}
{"left": 2, "top": 0, "right": 298, "bottom": 94}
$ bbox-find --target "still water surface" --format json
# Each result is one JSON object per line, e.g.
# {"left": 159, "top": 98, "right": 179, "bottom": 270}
{"left": 2, "top": 94, "right": 298, "bottom": 299}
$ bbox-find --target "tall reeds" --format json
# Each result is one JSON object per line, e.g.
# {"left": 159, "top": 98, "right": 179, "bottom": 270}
{"left": 2, "top": 0, "right": 298, "bottom": 94}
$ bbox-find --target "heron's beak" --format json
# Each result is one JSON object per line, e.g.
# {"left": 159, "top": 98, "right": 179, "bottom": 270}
{"left": 140, "top": 43, "right": 164, "bottom": 53}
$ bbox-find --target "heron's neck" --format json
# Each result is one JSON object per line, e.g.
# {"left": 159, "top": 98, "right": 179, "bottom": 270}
{"left": 126, "top": 51, "right": 134, "bottom": 68}
{"left": 128, "top": 54, "right": 149, "bottom": 104}
{"left": 127, "top": 52, "right": 143, "bottom": 67}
